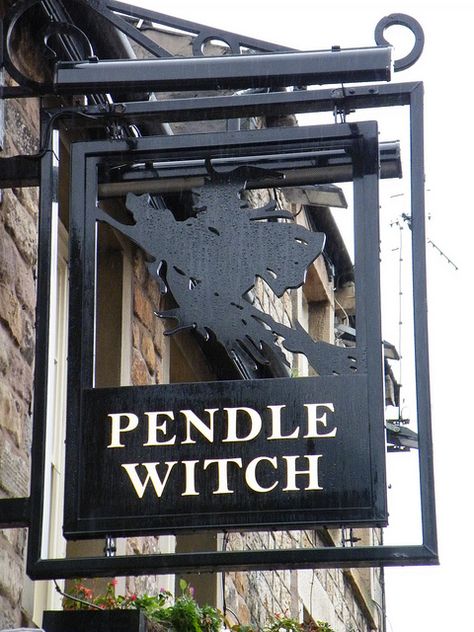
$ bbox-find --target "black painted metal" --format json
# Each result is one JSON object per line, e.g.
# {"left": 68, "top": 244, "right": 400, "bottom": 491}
{"left": 0, "top": 142, "right": 401, "bottom": 192}
{"left": 0, "top": 497, "right": 30, "bottom": 528}
{"left": 0, "top": 84, "right": 406, "bottom": 191}
{"left": 39, "top": 84, "right": 415, "bottom": 122}
{"left": 409, "top": 83, "right": 437, "bottom": 551}
{"left": 25, "top": 107, "right": 57, "bottom": 575}
{"left": 2, "top": 80, "right": 435, "bottom": 576}
{"left": 30, "top": 543, "right": 437, "bottom": 581}
{"left": 0, "top": 0, "right": 436, "bottom": 575}
{"left": 43, "top": 610, "right": 148, "bottom": 632}
{"left": 98, "top": 168, "right": 357, "bottom": 374}
{"left": 0, "top": 89, "right": 403, "bottom": 191}
{"left": 54, "top": 47, "right": 392, "bottom": 94}
{"left": 100, "top": 0, "right": 292, "bottom": 57}
{"left": 57, "top": 121, "right": 386, "bottom": 543}
{"left": 0, "top": 154, "right": 41, "bottom": 188}
{"left": 2, "top": 0, "right": 294, "bottom": 92}
{"left": 66, "top": 375, "right": 386, "bottom": 538}
{"left": 1, "top": 2, "right": 424, "bottom": 95}
{"left": 374, "top": 13, "right": 425, "bottom": 71}
{"left": 2, "top": 0, "right": 94, "bottom": 92}
{"left": 15, "top": 82, "right": 438, "bottom": 577}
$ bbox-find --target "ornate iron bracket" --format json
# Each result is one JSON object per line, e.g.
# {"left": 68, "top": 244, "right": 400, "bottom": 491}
{"left": 1, "top": 1, "right": 424, "bottom": 95}
{"left": 1, "top": 0, "right": 290, "bottom": 93}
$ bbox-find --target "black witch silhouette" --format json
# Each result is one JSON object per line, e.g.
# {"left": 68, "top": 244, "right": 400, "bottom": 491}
{"left": 96, "top": 164, "right": 360, "bottom": 376}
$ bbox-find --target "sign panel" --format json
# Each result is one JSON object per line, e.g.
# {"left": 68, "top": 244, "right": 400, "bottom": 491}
{"left": 62, "top": 123, "right": 387, "bottom": 539}
{"left": 65, "top": 375, "right": 385, "bottom": 537}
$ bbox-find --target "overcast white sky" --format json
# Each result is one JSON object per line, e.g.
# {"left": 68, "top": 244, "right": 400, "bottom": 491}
{"left": 131, "top": 1, "right": 474, "bottom": 629}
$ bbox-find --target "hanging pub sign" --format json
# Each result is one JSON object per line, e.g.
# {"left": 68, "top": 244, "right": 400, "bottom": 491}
{"left": 0, "top": 0, "right": 437, "bottom": 576}
{"left": 62, "top": 122, "right": 387, "bottom": 538}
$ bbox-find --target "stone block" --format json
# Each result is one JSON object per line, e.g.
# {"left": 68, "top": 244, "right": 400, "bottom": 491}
{"left": 12, "top": 186, "right": 39, "bottom": 219}
{"left": 1, "top": 527, "right": 26, "bottom": 557}
{"left": 20, "top": 314, "right": 35, "bottom": 365}
{"left": 133, "top": 285, "right": 154, "bottom": 331}
{"left": 0, "top": 546, "right": 24, "bottom": 605}
{"left": 2, "top": 191, "right": 37, "bottom": 265}
{"left": 4, "top": 340, "right": 33, "bottom": 403}
{"left": 0, "top": 225, "right": 18, "bottom": 287}
{"left": 16, "top": 264, "right": 36, "bottom": 317}
{"left": 0, "top": 326, "right": 10, "bottom": 375}
{"left": 131, "top": 348, "right": 152, "bottom": 386}
{"left": 132, "top": 321, "right": 141, "bottom": 349}
{"left": 147, "top": 274, "right": 162, "bottom": 308}
{"left": 5, "top": 100, "right": 39, "bottom": 156}
{"left": 0, "top": 282, "right": 23, "bottom": 345}
{"left": 141, "top": 332, "right": 156, "bottom": 372}
{"left": 154, "top": 359, "right": 163, "bottom": 385}
{"left": 233, "top": 571, "right": 249, "bottom": 594}
{"left": 0, "top": 592, "right": 22, "bottom": 629}
{"left": 0, "top": 437, "right": 30, "bottom": 497}
{"left": 133, "top": 250, "right": 147, "bottom": 285}
{"left": 152, "top": 317, "right": 166, "bottom": 354}
{"left": 0, "top": 382, "right": 22, "bottom": 447}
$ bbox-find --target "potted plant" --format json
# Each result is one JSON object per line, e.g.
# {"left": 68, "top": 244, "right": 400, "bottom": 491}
{"left": 43, "top": 578, "right": 223, "bottom": 632}
{"left": 42, "top": 578, "right": 334, "bottom": 632}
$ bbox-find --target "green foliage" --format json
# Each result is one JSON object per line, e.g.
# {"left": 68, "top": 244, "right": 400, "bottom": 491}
{"left": 63, "top": 579, "right": 334, "bottom": 632}
{"left": 264, "top": 613, "right": 303, "bottom": 632}
{"left": 160, "top": 580, "right": 223, "bottom": 632}
{"left": 63, "top": 578, "right": 221, "bottom": 632}
{"left": 237, "top": 613, "right": 336, "bottom": 632}
{"left": 314, "top": 623, "right": 335, "bottom": 632}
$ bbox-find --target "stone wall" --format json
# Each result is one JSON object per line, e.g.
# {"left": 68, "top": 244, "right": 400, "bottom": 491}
{"left": 224, "top": 530, "right": 380, "bottom": 632}
{"left": 125, "top": 247, "right": 171, "bottom": 597}
{"left": 0, "top": 92, "right": 39, "bottom": 627}
{"left": 131, "top": 248, "right": 166, "bottom": 388}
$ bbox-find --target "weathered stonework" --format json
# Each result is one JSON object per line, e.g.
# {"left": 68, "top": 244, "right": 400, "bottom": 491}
{"left": 131, "top": 249, "right": 165, "bottom": 387}
{"left": 0, "top": 16, "right": 40, "bottom": 623}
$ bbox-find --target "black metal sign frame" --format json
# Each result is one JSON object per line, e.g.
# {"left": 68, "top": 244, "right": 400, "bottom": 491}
{"left": 0, "top": 81, "right": 438, "bottom": 575}
{"left": 61, "top": 122, "right": 385, "bottom": 539}
{"left": 15, "top": 81, "right": 438, "bottom": 578}
{"left": 0, "top": 0, "right": 437, "bottom": 583}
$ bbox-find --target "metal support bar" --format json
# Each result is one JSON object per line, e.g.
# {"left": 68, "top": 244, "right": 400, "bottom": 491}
{"left": 100, "top": 0, "right": 293, "bottom": 55}
{"left": 68, "top": 84, "right": 412, "bottom": 122}
{"left": 29, "top": 544, "right": 438, "bottom": 580}
{"left": 0, "top": 155, "right": 41, "bottom": 188}
{"left": 409, "top": 82, "right": 438, "bottom": 550}
{"left": 0, "top": 497, "right": 31, "bottom": 528}
{"left": 0, "top": 143, "right": 400, "bottom": 191}
{"left": 54, "top": 46, "right": 392, "bottom": 94}
{"left": 97, "top": 142, "right": 401, "bottom": 197}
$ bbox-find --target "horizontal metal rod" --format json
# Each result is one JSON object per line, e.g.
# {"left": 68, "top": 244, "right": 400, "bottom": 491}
{"left": 96, "top": 142, "right": 401, "bottom": 197}
{"left": 99, "top": 162, "right": 400, "bottom": 198}
{"left": 28, "top": 544, "right": 438, "bottom": 579}
{"left": 0, "top": 155, "right": 41, "bottom": 188}
{"left": 0, "top": 497, "right": 31, "bottom": 528}
{"left": 0, "top": 142, "right": 400, "bottom": 191}
{"left": 50, "top": 83, "right": 418, "bottom": 123}
{"left": 54, "top": 46, "right": 392, "bottom": 94}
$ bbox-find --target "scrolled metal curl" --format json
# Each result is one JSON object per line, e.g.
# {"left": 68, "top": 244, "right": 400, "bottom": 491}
{"left": 375, "top": 13, "right": 425, "bottom": 71}
{"left": 2, "top": 0, "right": 95, "bottom": 92}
